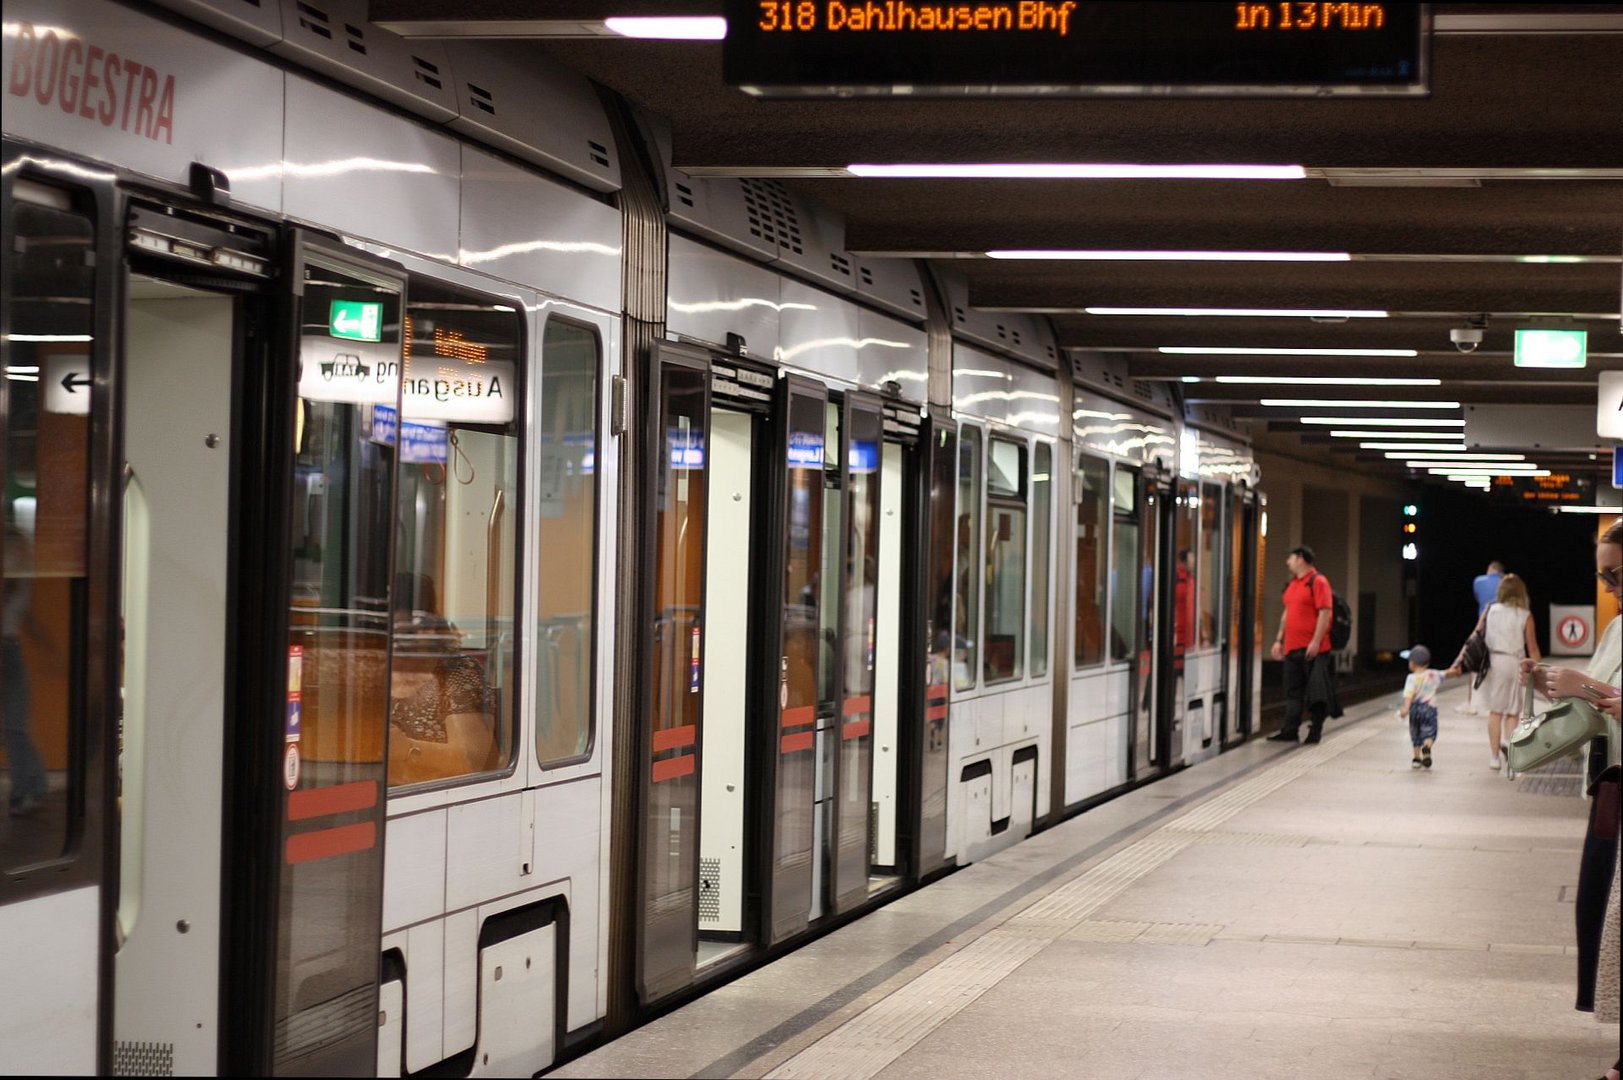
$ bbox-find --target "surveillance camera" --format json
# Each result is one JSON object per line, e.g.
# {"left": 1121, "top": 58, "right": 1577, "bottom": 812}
{"left": 1450, "top": 326, "right": 1483, "bottom": 353}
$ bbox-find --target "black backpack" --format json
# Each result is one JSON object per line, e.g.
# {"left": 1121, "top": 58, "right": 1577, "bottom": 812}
{"left": 1286, "top": 572, "right": 1353, "bottom": 652}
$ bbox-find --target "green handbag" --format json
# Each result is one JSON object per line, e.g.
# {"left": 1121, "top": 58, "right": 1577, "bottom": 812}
{"left": 1506, "top": 680, "right": 1620, "bottom": 774}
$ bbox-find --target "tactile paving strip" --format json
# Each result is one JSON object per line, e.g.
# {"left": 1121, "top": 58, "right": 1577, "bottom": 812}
{"left": 766, "top": 721, "right": 1388, "bottom": 1080}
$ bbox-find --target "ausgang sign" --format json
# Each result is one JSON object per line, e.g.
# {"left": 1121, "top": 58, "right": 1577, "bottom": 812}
{"left": 723, "top": 1, "right": 1427, "bottom": 96}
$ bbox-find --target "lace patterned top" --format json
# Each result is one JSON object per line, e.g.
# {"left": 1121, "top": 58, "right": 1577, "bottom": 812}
{"left": 390, "top": 654, "right": 492, "bottom": 743}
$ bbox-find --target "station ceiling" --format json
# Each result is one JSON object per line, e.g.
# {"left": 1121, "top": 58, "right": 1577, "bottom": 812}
{"left": 371, "top": 1, "right": 1623, "bottom": 489}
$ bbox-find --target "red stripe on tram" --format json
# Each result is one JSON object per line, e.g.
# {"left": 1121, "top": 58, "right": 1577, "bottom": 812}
{"left": 652, "top": 725, "right": 697, "bottom": 753}
{"left": 780, "top": 731, "right": 815, "bottom": 754}
{"left": 781, "top": 705, "right": 816, "bottom": 729}
{"left": 652, "top": 754, "right": 696, "bottom": 783}
{"left": 842, "top": 718, "right": 872, "bottom": 741}
{"left": 285, "top": 822, "right": 376, "bottom": 865}
{"left": 287, "top": 780, "right": 377, "bottom": 821}
{"left": 842, "top": 695, "right": 872, "bottom": 717}
{"left": 926, "top": 705, "right": 949, "bottom": 721}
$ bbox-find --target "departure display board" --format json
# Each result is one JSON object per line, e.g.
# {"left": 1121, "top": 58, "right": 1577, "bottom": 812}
{"left": 723, "top": 1, "right": 1428, "bottom": 96}
{"left": 1489, "top": 472, "right": 1594, "bottom": 507}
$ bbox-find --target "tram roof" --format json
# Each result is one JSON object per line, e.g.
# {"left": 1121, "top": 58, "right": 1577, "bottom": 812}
{"left": 370, "top": 1, "right": 1623, "bottom": 486}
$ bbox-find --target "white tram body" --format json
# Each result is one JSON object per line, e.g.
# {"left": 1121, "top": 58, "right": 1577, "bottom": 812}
{"left": 0, "top": 2, "right": 1262, "bottom": 1075}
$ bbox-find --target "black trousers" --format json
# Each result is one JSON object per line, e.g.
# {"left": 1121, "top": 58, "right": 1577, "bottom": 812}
{"left": 1281, "top": 649, "right": 1328, "bottom": 737}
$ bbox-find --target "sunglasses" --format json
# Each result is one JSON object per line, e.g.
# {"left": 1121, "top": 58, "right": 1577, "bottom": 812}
{"left": 1600, "top": 566, "right": 1622, "bottom": 589}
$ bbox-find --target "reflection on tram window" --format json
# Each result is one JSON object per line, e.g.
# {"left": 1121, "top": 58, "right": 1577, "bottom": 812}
{"left": 953, "top": 426, "right": 981, "bottom": 690}
{"left": 1074, "top": 453, "right": 1109, "bottom": 668}
{"left": 1174, "top": 481, "right": 1198, "bottom": 659}
{"left": 3, "top": 191, "right": 94, "bottom": 872}
{"left": 536, "top": 319, "right": 600, "bottom": 767}
{"left": 1201, "top": 482, "right": 1224, "bottom": 648}
{"left": 386, "top": 278, "right": 523, "bottom": 786}
{"left": 1109, "top": 465, "right": 1141, "bottom": 664}
{"left": 984, "top": 438, "right": 1027, "bottom": 684}
{"left": 279, "top": 257, "right": 402, "bottom": 1062}
{"left": 817, "top": 402, "right": 843, "bottom": 710}
{"left": 1029, "top": 443, "right": 1052, "bottom": 678}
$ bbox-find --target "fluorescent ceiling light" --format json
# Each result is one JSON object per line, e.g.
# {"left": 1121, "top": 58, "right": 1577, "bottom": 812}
{"left": 1302, "top": 417, "right": 1466, "bottom": 426}
{"left": 1559, "top": 506, "right": 1623, "bottom": 514}
{"left": 850, "top": 164, "right": 1306, "bottom": 180}
{"left": 604, "top": 16, "right": 727, "bottom": 39}
{"left": 1162, "top": 346, "right": 1417, "bottom": 357}
{"left": 987, "top": 250, "right": 1350, "bottom": 262}
{"left": 1413, "top": 462, "right": 1541, "bottom": 471}
{"left": 1262, "top": 399, "right": 1459, "bottom": 409}
{"left": 1214, "top": 376, "right": 1437, "bottom": 386}
{"left": 5, "top": 333, "right": 93, "bottom": 342}
{"left": 1332, "top": 430, "right": 1466, "bottom": 439}
{"left": 1085, "top": 307, "right": 1386, "bottom": 318}
{"left": 1360, "top": 442, "right": 1470, "bottom": 451}
{"left": 1429, "top": 467, "right": 1549, "bottom": 475}
{"left": 1388, "top": 452, "right": 1525, "bottom": 461}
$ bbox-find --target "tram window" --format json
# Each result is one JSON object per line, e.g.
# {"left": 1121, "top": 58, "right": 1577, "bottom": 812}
{"left": 1200, "top": 482, "right": 1224, "bottom": 648}
{"left": 983, "top": 438, "right": 1026, "bottom": 684}
{"left": 1173, "top": 481, "right": 1198, "bottom": 659}
{"left": 1074, "top": 453, "right": 1109, "bottom": 668}
{"left": 387, "top": 278, "right": 523, "bottom": 787}
{"left": 1109, "top": 465, "right": 1140, "bottom": 665}
{"left": 535, "top": 320, "right": 601, "bottom": 768}
{"left": 953, "top": 426, "right": 981, "bottom": 691}
{"left": 2, "top": 191, "right": 94, "bottom": 871}
{"left": 818, "top": 401, "right": 843, "bottom": 709}
{"left": 1029, "top": 443, "right": 1051, "bottom": 678}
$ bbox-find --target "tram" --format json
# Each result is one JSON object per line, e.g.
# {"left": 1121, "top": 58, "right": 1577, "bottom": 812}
{"left": 0, "top": 1, "right": 1263, "bottom": 1074}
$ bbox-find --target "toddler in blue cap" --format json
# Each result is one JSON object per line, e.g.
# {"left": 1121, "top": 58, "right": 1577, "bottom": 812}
{"left": 1398, "top": 645, "right": 1461, "bottom": 769}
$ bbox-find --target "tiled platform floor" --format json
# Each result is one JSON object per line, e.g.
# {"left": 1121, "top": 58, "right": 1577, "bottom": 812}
{"left": 554, "top": 686, "right": 1619, "bottom": 1080}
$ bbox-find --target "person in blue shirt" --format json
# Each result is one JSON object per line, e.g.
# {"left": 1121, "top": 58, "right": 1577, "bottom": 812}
{"left": 1459, "top": 561, "right": 1504, "bottom": 716}
{"left": 1473, "top": 561, "right": 1505, "bottom": 616}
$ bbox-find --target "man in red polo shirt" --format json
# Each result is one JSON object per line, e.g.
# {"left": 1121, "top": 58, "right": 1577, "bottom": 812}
{"left": 1267, "top": 545, "right": 1335, "bottom": 745}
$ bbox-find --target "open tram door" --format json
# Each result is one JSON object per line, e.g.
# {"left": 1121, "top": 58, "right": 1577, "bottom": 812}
{"left": 1, "top": 147, "right": 120, "bottom": 1076}
{"left": 1225, "top": 486, "right": 1264, "bottom": 746}
{"left": 912, "top": 411, "right": 956, "bottom": 880}
{"left": 115, "top": 223, "right": 398, "bottom": 1076}
{"left": 1129, "top": 465, "right": 1181, "bottom": 780}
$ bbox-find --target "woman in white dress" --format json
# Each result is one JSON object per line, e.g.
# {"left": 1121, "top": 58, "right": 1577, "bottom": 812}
{"left": 1521, "top": 518, "right": 1621, "bottom": 1080}
{"left": 1471, "top": 573, "right": 1540, "bottom": 770}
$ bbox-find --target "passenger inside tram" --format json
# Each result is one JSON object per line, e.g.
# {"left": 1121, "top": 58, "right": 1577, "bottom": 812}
{"left": 388, "top": 572, "right": 499, "bottom": 784}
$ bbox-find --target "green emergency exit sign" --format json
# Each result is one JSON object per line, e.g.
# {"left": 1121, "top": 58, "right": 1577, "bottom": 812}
{"left": 1514, "top": 328, "right": 1586, "bottom": 368}
{"left": 329, "top": 300, "right": 382, "bottom": 342}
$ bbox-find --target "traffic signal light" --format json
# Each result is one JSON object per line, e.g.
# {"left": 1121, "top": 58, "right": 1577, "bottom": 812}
{"left": 1403, "top": 503, "right": 1418, "bottom": 517}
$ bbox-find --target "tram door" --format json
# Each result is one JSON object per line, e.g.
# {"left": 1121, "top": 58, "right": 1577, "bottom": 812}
{"left": 770, "top": 376, "right": 828, "bottom": 941}
{"left": 1, "top": 163, "right": 116, "bottom": 1075}
{"left": 118, "top": 229, "right": 398, "bottom": 1075}
{"left": 828, "top": 394, "right": 884, "bottom": 916}
{"left": 1227, "top": 488, "right": 1262, "bottom": 744}
{"left": 639, "top": 346, "right": 711, "bottom": 1000}
{"left": 1131, "top": 469, "right": 1177, "bottom": 779}
{"left": 914, "top": 416, "right": 956, "bottom": 878}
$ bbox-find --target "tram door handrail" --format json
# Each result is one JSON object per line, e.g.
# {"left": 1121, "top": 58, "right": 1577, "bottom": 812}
{"left": 117, "top": 466, "right": 149, "bottom": 943}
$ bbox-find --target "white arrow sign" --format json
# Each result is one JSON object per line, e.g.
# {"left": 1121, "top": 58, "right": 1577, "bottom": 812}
{"left": 44, "top": 353, "right": 91, "bottom": 415}
{"left": 1599, "top": 371, "right": 1623, "bottom": 439}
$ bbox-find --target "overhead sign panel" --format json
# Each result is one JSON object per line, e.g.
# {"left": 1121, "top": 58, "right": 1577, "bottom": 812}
{"left": 723, "top": 1, "right": 1427, "bottom": 96}
{"left": 1489, "top": 471, "right": 1593, "bottom": 507}
{"left": 1514, "top": 328, "right": 1587, "bottom": 369}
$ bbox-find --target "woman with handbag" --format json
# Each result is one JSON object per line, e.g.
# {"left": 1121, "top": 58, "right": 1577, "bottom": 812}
{"left": 1521, "top": 519, "right": 1621, "bottom": 1080}
{"left": 1469, "top": 573, "right": 1541, "bottom": 772}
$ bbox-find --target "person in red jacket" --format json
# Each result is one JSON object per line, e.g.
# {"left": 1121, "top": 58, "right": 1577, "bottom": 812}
{"left": 1267, "top": 545, "right": 1334, "bottom": 745}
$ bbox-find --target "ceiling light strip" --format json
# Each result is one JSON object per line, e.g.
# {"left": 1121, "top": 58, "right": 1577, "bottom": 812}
{"left": 1214, "top": 376, "right": 1437, "bottom": 386}
{"left": 1302, "top": 417, "right": 1466, "bottom": 427}
{"left": 1086, "top": 307, "right": 1387, "bottom": 318}
{"left": 603, "top": 16, "right": 727, "bottom": 39}
{"left": 987, "top": 250, "right": 1351, "bottom": 262}
{"left": 1162, "top": 346, "right": 1418, "bottom": 357}
{"left": 850, "top": 164, "right": 1307, "bottom": 180}
{"left": 1261, "top": 399, "right": 1460, "bottom": 409}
